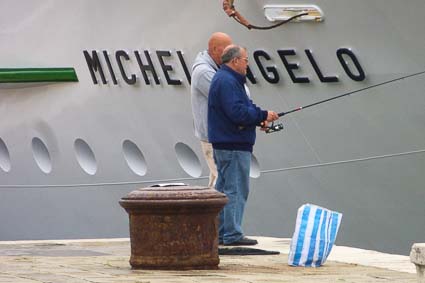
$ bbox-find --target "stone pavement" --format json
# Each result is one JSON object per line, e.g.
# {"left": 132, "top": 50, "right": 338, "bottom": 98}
{"left": 0, "top": 237, "right": 417, "bottom": 283}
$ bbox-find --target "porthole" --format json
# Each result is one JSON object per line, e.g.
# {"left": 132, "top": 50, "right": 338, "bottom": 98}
{"left": 32, "top": 137, "right": 52, "bottom": 174}
{"left": 174, "top": 142, "right": 202, "bottom": 178}
{"left": 74, "top": 139, "right": 97, "bottom": 175}
{"left": 122, "top": 140, "right": 147, "bottom": 176}
{"left": 250, "top": 154, "right": 261, "bottom": 178}
{"left": 0, "top": 138, "right": 11, "bottom": 172}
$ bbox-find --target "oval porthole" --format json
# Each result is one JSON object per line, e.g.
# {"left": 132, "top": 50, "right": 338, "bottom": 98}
{"left": 32, "top": 137, "right": 52, "bottom": 174}
{"left": 74, "top": 139, "right": 97, "bottom": 175}
{"left": 174, "top": 142, "right": 202, "bottom": 178}
{"left": 250, "top": 154, "right": 261, "bottom": 178}
{"left": 122, "top": 140, "right": 147, "bottom": 176}
{"left": 0, "top": 138, "right": 11, "bottom": 172}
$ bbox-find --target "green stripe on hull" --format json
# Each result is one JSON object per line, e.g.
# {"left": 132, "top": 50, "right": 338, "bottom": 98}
{"left": 0, "top": 68, "right": 78, "bottom": 83}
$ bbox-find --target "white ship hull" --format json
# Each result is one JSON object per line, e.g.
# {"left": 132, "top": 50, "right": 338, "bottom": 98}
{"left": 0, "top": 0, "right": 424, "bottom": 255}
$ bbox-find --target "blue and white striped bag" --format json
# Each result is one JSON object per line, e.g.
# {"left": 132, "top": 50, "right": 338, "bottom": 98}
{"left": 288, "top": 204, "right": 342, "bottom": 267}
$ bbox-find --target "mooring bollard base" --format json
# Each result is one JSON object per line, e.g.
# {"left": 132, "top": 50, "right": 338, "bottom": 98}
{"left": 130, "top": 254, "right": 220, "bottom": 270}
{"left": 127, "top": 208, "right": 221, "bottom": 270}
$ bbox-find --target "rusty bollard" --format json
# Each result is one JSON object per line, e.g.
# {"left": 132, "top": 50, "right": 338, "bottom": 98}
{"left": 119, "top": 185, "right": 227, "bottom": 270}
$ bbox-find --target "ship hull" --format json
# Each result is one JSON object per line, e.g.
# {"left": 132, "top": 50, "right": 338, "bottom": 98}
{"left": 0, "top": 0, "right": 424, "bottom": 255}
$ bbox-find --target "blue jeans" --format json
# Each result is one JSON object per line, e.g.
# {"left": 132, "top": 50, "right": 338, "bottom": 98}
{"left": 213, "top": 149, "right": 251, "bottom": 244}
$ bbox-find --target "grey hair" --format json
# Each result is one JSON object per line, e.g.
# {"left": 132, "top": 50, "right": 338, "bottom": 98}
{"left": 221, "top": 46, "right": 242, "bottom": 64}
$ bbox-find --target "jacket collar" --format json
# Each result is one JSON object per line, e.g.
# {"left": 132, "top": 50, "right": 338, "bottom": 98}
{"left": 221, "top": 64, "right": 246, "bottom": 84}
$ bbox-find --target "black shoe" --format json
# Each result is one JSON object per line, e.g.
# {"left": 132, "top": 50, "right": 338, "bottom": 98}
{"left": 224, "top": 237, "right": 258, "bottom": 246}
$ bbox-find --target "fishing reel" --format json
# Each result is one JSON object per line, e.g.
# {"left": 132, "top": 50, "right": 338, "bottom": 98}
{"left": 264, "top": 122, "right": 284, "bottom": 134}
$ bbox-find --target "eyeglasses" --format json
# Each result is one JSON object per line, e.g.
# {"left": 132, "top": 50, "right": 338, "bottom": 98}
{"left": 238, "top": 57, "right": 249, "bottom": 62}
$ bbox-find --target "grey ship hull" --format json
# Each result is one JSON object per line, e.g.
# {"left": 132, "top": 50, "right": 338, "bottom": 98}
{"left": 0, "top": 0, "right": 424, "bottom": 255}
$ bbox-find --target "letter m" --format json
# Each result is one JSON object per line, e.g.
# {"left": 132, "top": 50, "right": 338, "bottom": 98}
{"left": 84, "top": 50, "right": 106, "bottom": 84}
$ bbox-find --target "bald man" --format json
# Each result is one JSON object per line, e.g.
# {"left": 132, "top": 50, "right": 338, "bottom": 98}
{"left": 191, "top": 32, "right": 232, "bottom": 188}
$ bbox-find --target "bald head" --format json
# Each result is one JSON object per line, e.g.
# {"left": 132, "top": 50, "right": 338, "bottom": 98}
{"left": 208, "top": 32, "right": 232, "bottom": 65}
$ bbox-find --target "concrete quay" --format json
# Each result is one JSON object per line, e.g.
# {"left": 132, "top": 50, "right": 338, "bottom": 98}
{"left": 0, "top": 236, "right": 417, "bottom": 283}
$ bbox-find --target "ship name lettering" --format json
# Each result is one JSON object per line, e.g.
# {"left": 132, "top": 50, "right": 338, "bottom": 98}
{"left": 83, "top": 47, "right": 365, "bottom": 86}
{"left": 83, "top": 49, "right": 190, "bottom": 86}
{"left": 246, "top": 48, "right": 365, "bottom": 84}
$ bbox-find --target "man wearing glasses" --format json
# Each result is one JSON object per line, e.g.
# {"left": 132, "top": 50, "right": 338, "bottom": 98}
{"left": 208, "top": 45, "right": 279, "bottom": 246}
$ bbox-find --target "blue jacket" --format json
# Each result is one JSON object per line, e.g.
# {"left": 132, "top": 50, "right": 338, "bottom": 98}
{"left": 208, "top": 65, "right": 267, "bottom": 152}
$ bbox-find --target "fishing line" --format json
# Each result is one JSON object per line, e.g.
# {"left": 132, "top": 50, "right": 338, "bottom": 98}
{"left": 272, "top": 78, "right": 323, "bottom": 163}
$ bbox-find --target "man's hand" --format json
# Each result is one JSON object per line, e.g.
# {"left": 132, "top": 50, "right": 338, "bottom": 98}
{"left": 266, "top": 111, "right": 279, "bottom": 122}
{"left": 260, "top": 120, "right": 269, "bottom": 131}
{"left": 260, "top": 111, "right": 279, "bottom": 130}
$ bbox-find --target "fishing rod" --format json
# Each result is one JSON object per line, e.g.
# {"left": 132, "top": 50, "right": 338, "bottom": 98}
{"left": 264, "top": 70, "right": 425, "bottom": 133}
